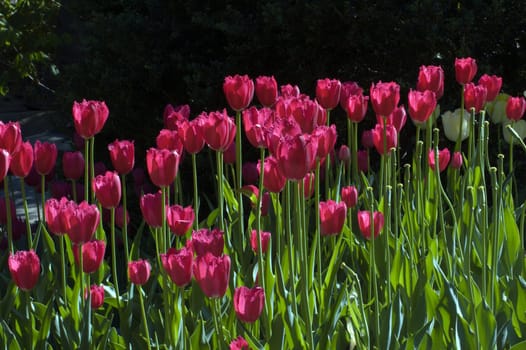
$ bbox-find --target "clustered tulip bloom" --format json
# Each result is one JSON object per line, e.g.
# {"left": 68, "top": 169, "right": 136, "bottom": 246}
{"left": 10, "top": 141, "right": 33, "bottom": 178}
{"left": 339, "top": 81, "right": 363, "bottom": 110}
{"left": 156, "top": 129, "right": 184, "bottom": 154}
{"left": 417, "top": 65, "right": 445, "bottom": 99}
{"left": 203, "top": 110, "right": 236, "bottom": 152}
{"left": 478, "top": 74, "right": 502, "bottom": 102}
{"left": 108, "top": 139, "right": 135, "bottom": 175}
{"left": 345, "top": 93, "right": 369, "bottom": 123}
{"left": 243, "top": 106, "right": 273, "bottom": 148}
{"left": 164, "top": 104, "right": 190, "bottom": 130}
{"left": 464, "top": 83, "right": 487, "bottom": 113}
{"left": 258, "top": 156, "right": 286, "bottom": 193}
{"left": 250, "top": 229, "right": 271, "bottom": 254}
{"left": 428, "top": 148, "right": 451, "bottom": 172}
{"left": 8, "top": 250, "right": 40, "bottom": 291}
{"left": 128, "top": 259, "right": 151, "bottom": 285}
{"left": 233, "top": 286, "right": 265, "bottom": 323}
{"left": 62, "top": 201, "right": 101, "bottom": 244}
{"left": 193, "top": 253, "right": 231, "bottom": 298}
{"left": 72, "top": 100, "right": 109, "bottom": 139}
{"left": 178, "top": 118, "right": 205, "bottom": 154}
{"left": 357, "top": 211, "right": 385, "bottom": 240}
{"left": 275, "top": 134, "right": 316, "bottom": 181}
{"left": 140, "top": 191, "right": 164, "bottom": 228}
{"left": 319, "top": 200, "right": 347, "bottom": 236}
{"left": 161, "top": 247, "right": 193, "bottom": 287}
{"left": 371, "top": 123, "right": 398, "bottom": 155}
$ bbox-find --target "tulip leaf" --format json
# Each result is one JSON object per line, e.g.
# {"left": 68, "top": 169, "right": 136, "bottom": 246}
{"left": 510, "top": 340, "right": 526, "bottom": 350}
{"left": 36, "top": 299, "right": 54, "bottom": 348}
{"left": 503, "top": 207, "right": 521, "bottom": 270}
{"left": 1, "top": 320, "right": 21, "bottom": 350}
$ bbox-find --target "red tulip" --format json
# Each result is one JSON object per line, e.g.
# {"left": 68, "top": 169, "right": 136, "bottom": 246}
{"left": 0, "top": 148, "right": 10, "bottom": 182}
{"left": 312, "top": 125, "right": 337, "bottom": 161}
{"left": 34, "top": 140, "right": 57, "bottom": 175}
{"left": 146, "top": 147, "right": 180, "bottom": 187}
{"left": 44, "top": 197, "right": 71, "bottom": 235}
{"left": 178, "top": 117, "right": 205, "bottom": 154}
{"left": 10, "top": 141, "right": 32, "bottom": 178}
{"left": 230, "top": 336, "right": 251, "bottom": 350}
{"left": 357, "top": 211, "right": 384, "bottom": 240}
{"left": 478, "top": 74, "right": 502, "bottom": 102}
{"left": 160, "top": 247, "right": 193, "bottom": 287}
{"left": 156, "top": 129, "right": 184, "bottom": 155}
{"left": 191, "top": 228, "right": 224, "bottom": 257}
{"left": 86, "top": 284, "right": 105, "bottom": 309}
{"left": 316, "top": 78, "right": 341, "bottom": 110}
{"left": 223, "top": 74, "right": 254, "bottom": 111}
{"left": 280, "top": 84, "right": 300, "bottom": 98}
{"left": 288, "top": 97, "right": 321, "bottom": 134}
{"left": 72, "top": 100, "right": 109, "bottom": 139}
{"left": 370, "top": 81, "right": 400, "bottom": 117}
{"left": 128, "top": 259, "right": 151, "bottom": 285}
{"left": 455, "top": 57, "right": 477, "bottom": 85}
{"left": 408, "top": 89, "right": 437, "bottom": 123}
{"left": 92, "top": 171, "right": 121, "bottom": 209}
{"left": 464, "top": 83, "right": 487, "bottom": 113}
{"left": 339, "top": 81, "right": 363, "bottom": 110}
{"left": 303, "top": 172, "right": 315, "bottom": 199}
{"left": 62, "top": 201, "right": 100, "bottom": 244}
{"left": 164, "top": 104, "right": 190, "bottom": 130}
{"left": 62, "top": 151, "right": 84, "bottom": 181}
{"left": 376, "top": 106, "right": 407, "bottom": 132}
{"left": 258, "top": 156, "right": 286, "bottom": 193}
{"left": 8, "top": 250, "right": 40, "bottom": 291}
{"left": 193, "top": 253, "right": 231, "bottom": 298}
{"left": 203, "top": 110, "right": 236, "bottom": 152}
{"left": 275, "top": 134, "right": 316, "bottom": 181}
{"left": 255, "top": 76, "right": 278, "bottom": 107}
{"left": 108, "top": 139, "right": 135, "bottom": 175}
{"left": 338, "top": 145, "right": 351, "bottom": 165}
{"left": 73, "top": 240, "right": 106, "bottom": 273}
{"left": 372, "top": 123, "right": 398, "bottom": 155}
{"left": 506, "top": 96, "right": 526, "bottom": 121}
{"left": 233, "top": 286, "right": 265, "bottom": 323}
{"left": 140, "top": 191, "right": 164, "bottom": 228}
{"left": 166, "top": 204, "right": 194, "bottom": 236}
{"left": 428, "top": 148, "right": 451, "bottom": 172}
{"left": 243, "top": 107, "right": 273, "bottom": 148}
{"left": 266, "top": 117, "right": 301, "bottom": 155}
{"left": 250, "top": 229, "right": 271, "bottom": 254}
{"left": 345, "top": 93, "right": 369, "bottom": 123}
{"left": 341, "top": 186, "right": 358, "bottom": 208}
{"left": 319, "top": 200, "right": 347, "bottom": 236}
{"left": 450, "top": 151, "right": 463, "bottom": 169}
{"left": 0, "top": 121, "right": 22, "bottom": 154}
{"left": 416, "top": 65, "right": 444, "bottom": 99}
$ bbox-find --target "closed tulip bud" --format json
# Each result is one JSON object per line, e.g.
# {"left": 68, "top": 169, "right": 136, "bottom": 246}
{"left": 250, "top": 229, "right": 271, "bottom": 254}
{"left": 503, "top": 120, "right": 526, "bottom": 144}
{"left": 191, "top": 228, "right": 224, "bottom": 257}
{"left": 233, "top": 286, "right": 265, "bottom": 323}
{"left": 408, "top": 89, "right": 437, "bottom": 123}
{"left": 146, "top": 148, "right": 180, "bottom": 188}
{"left": 10, "top": 141, "right": 32, "bottom": 178}
{"left": 193, "top": 253, "right": 231, "bottom": 298}
{"left": 450, "top": 151, "right": 463, "bottom": 169}
{"left": 464, "top": 83, "right": 487, "bottom": 113}
{"left": 345, "top": 93, "right": 369, "bottom": 123}
{"left": 108, "top": 139, "right": 134, "bottom": 175}
{"left": 62, "top": 151, "right": 84, "bottom": 180}
{"left": 478, "top": 74, "right": 502, "bottom": 102}
{"left": 255, "top": 76, "right": 278, "bottom": 107}
{"left": 203, "top": 110, "right": 236, "bottom": 152}
{"left": 370, "top": 81, "right": 400, "bottom": 117}
{"left": 0, "top": 121, "right": 22, "bottom": 154}
{"left": 257, "top": 156, "right": 286, "bottom": 193}
{"left": 0, "top": 149, "right": 10, "bottom": 182}
{"left": 441, "top": 109, "right": 470, "bottom": 142}
{"left": 372, "top": 123, "right": 398, "bottom": 155}
{"left": 72, "top": 100, "right": 109, "bottom": 139}
{"left": 506, "top": 96, "right": 526, "bottom": 121}
{"left": 62, "top": 201, "right": 100, "bottom": 244}
{"left": 341, "top": 186, "right": 358, "bottom": 208}
{"left": 303, "top": 172, "right": 315, "bottom": 199}
{"left": 166, "top": 204, "right": 194, "bottom": 236}
{"left": 455, "top": 57, "right": 477, "bottom": 85}
{"left": 34, "top": 141, "right": 57, "bottom": 175}
{"left": 417, "top": 65, "right": 444, "bottom": 99}
{"left": 275, "top": 134, "right": 317, "bottom": 181}
{"left": 161, "top": 247, "right": 193, "bottom": 287}
{"left": 140, "top": 191, "right": 164, "bottom": 228}
{"left": 178, "top": 117, "right": 205, "bottom": 154}
{"left": 230, "top": 336, "right": 251, "bottom": 350}
{"left": 339, "top": 81, "right": 363, "bottom": 110}
{"left": 86, "top": 284, "right": 105, "bottom": 309}
{"left": 316, "top": 78, "right": 342, "bottom": 110}
{"left": 338, "top": 145, "right": 351, "bottom": 165}
{"left": 8, "top": 250, "right": 40, "bottom": 291}
{"left": 128, "top": 259, "right": 151, "bottom": 285}
{"left": 319, "top": 200, "right": 347, "bottom": 236}
{"left": 223, "top": 74, "right": 254, "bottom": 111}
{"left": 357, "top": 211, "right": 384, "bottom": 240}
{"left": 428, "top": 148, "right": 451, "bottom": 172}
{"left": 92, "top": 171, "right": 121, "bottom": 209}
{"left": 73, "top": 240, "right": 106, "bottom": 273}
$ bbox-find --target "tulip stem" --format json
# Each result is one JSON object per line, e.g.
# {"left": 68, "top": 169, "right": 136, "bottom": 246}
{"left": 19, "top": 178, "right": 33, "bottom": 248}
{"left": 110, "top": 208, "right": 121, "bottom": 308}
{"left": 90, "top": 137, "right": 96, "bottom": 203}
{"left": 84, "top": 138, "right": 89, "bottom": 203}
{"left": 192, "top": 153, "right": 199, "bottom": 230}
{"left": 59, "top": 235, "right": 67, "bottom": 301}
{"left": 315, "top": 159, "right": 322, "bottom": 291}
{"left": 138, "top": 285, "right": 152, "bottom": 350}
{"left": 121, "top": 174, "right": 129, "bottom": 265}
{"left": 235, "top": 111, "right": 244, "bottom": 248}
{"left": 216, "top": 152, "right": 225, "bottom": 233}
{"left": 284, "top": 182, "right": 299, "bottom": 322}
{"left": 25, "top": 291, "right": 33, "bottom": 350}
{"left": 367, "top": 188, "right": 380, "bottom": 349}
{"left": 2, "top": 177, "right": 13, "bottom": 253}
{"left": 212, "top": 298, "right": 225, "bottom": 350}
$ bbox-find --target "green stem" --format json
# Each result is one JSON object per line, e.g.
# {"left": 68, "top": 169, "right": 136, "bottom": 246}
{"left": 26, "top": 291, "right": 33, "bottom": 350}
{"left": 352, "top": 121, "right": 359, "bottom": 186}
{"left": 284, "top": 182, "right": 299, "bottom": 322}
{"left": 192, "top": 153, "right": 199, "bottom": 230}
{"left": 367, "top": 188, "right": 380, "bottom": 349}
{"left": 212, "top": 298, "right": 225, "bottom": 350}
{"left": 84, "top": 138, "right": 89, "bottom": 203}
{"left": 315, "top": 160, "right": 322, "bottom": 290}
{"left": 121, "top": 174, "right": 129, "bottom": 265}
{"left": 71, "top": 179, "right": 77, "bottom": 203}
{"left": 90, "top": 137, "right": 95, "bottom": 203}
{"left": 19, "top": 178, "right": 32, "bottom": 248}
{"left": 3, "top": 177, "right": 13, "bottom": 253}
{"left": 138, "top": 285, "right": 152, "bottom": 350}
{"left": 110, "top": 208, "right": 121, "bottom": 308}
{"left": 235, "top": 111, "right": 244, "bottom": 245}
{"left": 216, "top": 152, "right": 225, "bottom": 232}
{"left": 59, "top": 236, "right": 67, "bottom": 301}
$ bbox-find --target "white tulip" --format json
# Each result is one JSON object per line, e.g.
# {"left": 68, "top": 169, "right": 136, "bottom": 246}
{"left": 441, "top": 108, "right": 470, "bottom": 142}
{"left": 503, "top": 120, "right": 526, "bottom": 144}
{"left": 486, "top": 93, "right": 509, "bottom": 124}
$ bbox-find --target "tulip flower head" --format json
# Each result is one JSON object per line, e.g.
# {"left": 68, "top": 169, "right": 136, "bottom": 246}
{"left": 478, "top": 74, "right": 502, "bottom": 102}
{"left": 8, "top": 250, "right": 40, "bottom": 291}
{"left": 128, "top": 259, "right": 151, "bottom": 285}
{"left": 255, "top": 75, "right": 278, "bottom": 107}
{"left": 10, "top": 141, "right": 33, "bottom": 178}
{"left": 193, "top": 253, "right": 231, "bottom": 298}
{"left": 505, "top": 96, "right": 526, "bottom": 121}
{"left": 250, "top": 229, "right": 271, "bottom": 254}
{"left": 34, "top": 140, "right": 57, "bottom": 176}
{"left": 161, "top": 247, "right": 193, "bottom": 287}
{"left": 73, "top": 240, "right": 106, "bottom": 274}
{"left": 441, "top": 109, "right": 470, "bottom": 142}
{"left": 166, "top": 204, "right": 195, "bottom": 236}
{"left": 62, "top": 151, "right": 84, "bottom": 180}
{"left": 72, "top": 100, "right": 109, "bottom": 139}
{"left": 341, "top": 186, "right": 358, "bottom": 208}
{"left": 92, "top": 171, "right": 121, "bottom": 209}
{"left": 428, "top": 148, "right": 451, "bottom": 172}
{"left": 417, "top": 65, "right": 444, "bottom": 99}
{"left": 370, "top": 81, "right": 400, "bottom": 117}
{"left": 233, "top": 286, "right": 265, "bottom": 323}
{"left": 108, "top": 139, "right": 135, "bottom": 175}
{"left": 223, "top": 74, "right": 254, "bottom": 111}
{"left": 319, "top": 200, "right": 347, "bottom": 236}
{"left": 454, "top": 57, "right": 477, "bottom": 85}
{"left": 357, "top": 211, "right": 384, "bottom": 240}
{"left": 316, "top": 78, "right": 342, "bottom": 110}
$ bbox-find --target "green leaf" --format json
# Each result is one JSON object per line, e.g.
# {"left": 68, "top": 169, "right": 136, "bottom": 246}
{"left": 503, "top": 207, "right": 521, "bottom": 270}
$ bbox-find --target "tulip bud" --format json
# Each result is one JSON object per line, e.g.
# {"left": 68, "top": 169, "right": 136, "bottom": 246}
{"left": 450, "top": 151, "right": 463, "bottom": 169}
{"left": 128, "top": 259, "right": 151, "bottom": 285}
